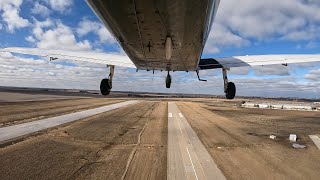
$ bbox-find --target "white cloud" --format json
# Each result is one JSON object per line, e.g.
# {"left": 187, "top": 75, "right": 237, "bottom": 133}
{"left": 77, "top": 19, "right": 117, "bottom": 44}
{"left": 25, "top": 36, "right": 36, "bottom": 43}
{"left": 304, "top": 69, "right": 320, "bottom": 81}
{"left": 0, "top": 0, "right": 29, "bottom": 32}
{"left": 205, "top": 0, "right": 320, "bottom": 53}
{"left": 217, "top": 0, "right": 320, "bottom": 39}
{"left": 204, "top": 23, "right": 250, "bottom": 54}
{"left": 233, "top": 77, "right": 309, "bottom": 98}
{"left": 0, "top": 0, "right": 21, "bottom": 7}
{"left": 253, "top": 65, "right": 290, "bottom": 76}
{"left": 47, "top": 0, "right": 73, "bottom": 13}
{"left": 31, "top": 2, "right": 50, "bottom": 17}
{"left": 229, "top": 66, "right": 251, "bottom": 75}
{"left": 29, "top": 19, "right": 92, "bottom": 51}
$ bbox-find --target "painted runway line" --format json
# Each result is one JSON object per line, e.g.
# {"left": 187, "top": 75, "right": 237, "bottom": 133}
{"left": 309, "top": 135, "right": 320, "bottom": 150}
{"left": 0, "top": 100, "right": 140, "bottom": 143}
{"left": 167, "top": 102, "right": 226, "bottom": 180}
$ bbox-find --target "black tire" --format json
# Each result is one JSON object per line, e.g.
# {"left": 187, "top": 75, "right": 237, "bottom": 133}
{"left": 225, "top": 82, "right": 236, "bottom": 99}
{"left": 166, "top": 74, "right": 171, "bottom": 88}
{"left": 100, "top": 78, "right": 111, "bottom": 95}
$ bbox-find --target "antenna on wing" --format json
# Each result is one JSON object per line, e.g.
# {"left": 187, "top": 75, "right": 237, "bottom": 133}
{"left": 49, "top": 57, "right": 58, "bottom": 61}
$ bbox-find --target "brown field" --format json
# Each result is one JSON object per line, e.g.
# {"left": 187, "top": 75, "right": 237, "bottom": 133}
{"left": 178, "top": 100, "right": 320, "bottom": 180}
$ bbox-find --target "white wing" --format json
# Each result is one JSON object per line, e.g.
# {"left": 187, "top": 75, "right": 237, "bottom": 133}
{"left": 215, "top": 54, "right": 320, "bottom": 68}
{"left": 3, "top": 47, "right": 320, "bottom": 70}
{"left": 1, "top": 47, "right": 136, "bottom": 68}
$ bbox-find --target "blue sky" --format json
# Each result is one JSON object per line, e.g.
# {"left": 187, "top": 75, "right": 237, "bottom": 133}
{"left": 0, "top": 0, "right": 320, "bottom": 98}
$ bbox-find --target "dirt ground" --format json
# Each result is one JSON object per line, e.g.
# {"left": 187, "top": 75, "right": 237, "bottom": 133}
{"left": 177, "top": 101, "right": 320, "bottom": 180}
{"left": 0, "top": 98, "right": 125, "bottom": 127}
{"left": 0, "top": 101, "right": 167, "bottom": 180}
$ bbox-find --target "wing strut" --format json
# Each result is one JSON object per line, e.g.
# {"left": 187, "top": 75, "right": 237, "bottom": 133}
{"left": 196, "top": 70, "right": 207, "bottom": 81}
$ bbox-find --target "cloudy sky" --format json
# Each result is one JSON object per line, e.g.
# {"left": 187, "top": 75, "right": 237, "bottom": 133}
{"left": 0, "top": 0, "right": 320, "bottom": 98}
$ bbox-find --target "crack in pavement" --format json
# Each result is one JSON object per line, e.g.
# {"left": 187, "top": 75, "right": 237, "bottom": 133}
{"left": 121, "top": 103, "right": 159, "bottom": 180}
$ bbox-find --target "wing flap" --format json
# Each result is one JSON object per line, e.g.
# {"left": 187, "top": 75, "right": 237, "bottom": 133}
{"left": 1, "top": 47, "right": 136, "bottom": 68}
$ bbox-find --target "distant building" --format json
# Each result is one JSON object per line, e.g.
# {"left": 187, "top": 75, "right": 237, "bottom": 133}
{"left": 258, "top": 103, "right": 270, "bottom": 108}
{"left": 282, "top": 104, "right": 315, "bottom": 111}
{"left": 241, "top": 102, "right": 258, "bottom": 108}
{"left": 271, "top": 104, "right": 283, "bottom": 109}
{"left": 242, "top": 102, "right": 317, "bottom": 111}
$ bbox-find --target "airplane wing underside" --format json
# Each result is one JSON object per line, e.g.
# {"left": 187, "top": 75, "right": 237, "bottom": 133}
{"left": 199, "top": 55, "right": 320, "bottom": 70}
{"left": 1, "top": 47, "right": 136, "bottom": 68}
{"left": 3, "top": 47, "right": 320, "bottom": 70}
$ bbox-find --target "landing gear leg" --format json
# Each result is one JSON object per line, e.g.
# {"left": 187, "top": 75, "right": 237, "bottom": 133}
{"left": 222, "top": 68, "right": 236, "bottom": 99}
{"left": 100, "top": 65, "right": 114, "bottom": 95}
{"left": 166, "top": 71, "right": 171, "bottom": 88}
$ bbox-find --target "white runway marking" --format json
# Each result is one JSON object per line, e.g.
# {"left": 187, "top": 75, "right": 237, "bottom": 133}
{"left": 309, "top": 135, "right": 320, "bottom": 150}
{"left": 186, "top": 147, "right": 199, "bottom": 180}
{"left": 168, "top": 113, "right": 173, "bottom": 118}
{"left": 177, "top": 116, "right": 183, "bottom": 135}
{"left": 167, "top": 102, "right": 226, "bottom": 180}
{"left": 0, "top": 100, "right": 140, "bottom": 143}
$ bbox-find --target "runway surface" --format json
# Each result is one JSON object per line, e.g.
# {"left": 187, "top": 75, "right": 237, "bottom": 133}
{"left": 309, "top": 135, "right": 320, "bottom": 150}
{"left": 0, "top": 91, "right": 89, "bottom": 102}
{"left": 0, "top": 100, "right": 140, "bottom": 143}
{"left": 167, "top": 102, "right": 225, "bottom": 180}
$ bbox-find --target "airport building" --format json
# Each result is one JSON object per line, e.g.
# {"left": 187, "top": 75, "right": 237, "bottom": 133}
{"left": 271, "top": 104, "right": 284, "bottom": 109}
{"left": 241, "top": 102, "right": 258, "bottom": 108}
{"left": 242, "top": 102, "right": 317, "bottom": 111}
{"left": 282, "top": 104, "right": 316, "bottom": 111}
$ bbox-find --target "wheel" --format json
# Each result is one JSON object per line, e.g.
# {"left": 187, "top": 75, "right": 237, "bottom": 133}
{"left": 166, "top": 74, "right": 171, "bottom": 88}
{"left": 100, "top": 78, "right": 111, "bottom": 95}
{"left": 225, "top": 82, "right": 236, "bottom": 99}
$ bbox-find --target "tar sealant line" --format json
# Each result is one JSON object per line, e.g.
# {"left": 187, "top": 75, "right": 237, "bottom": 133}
{"left": 0, "top": 100, "right": 140, "bottom": 142}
